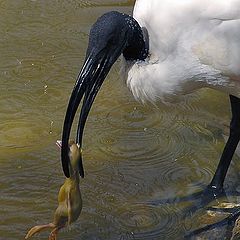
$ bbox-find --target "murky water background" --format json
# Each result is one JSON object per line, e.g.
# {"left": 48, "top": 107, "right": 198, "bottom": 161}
{"left": 1, "top": 1, "right": 240, "bottom": 240}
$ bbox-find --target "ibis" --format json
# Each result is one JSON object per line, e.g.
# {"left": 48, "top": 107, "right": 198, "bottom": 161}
{"left": 61, "top": 0, "right": 240, "bottom": 197}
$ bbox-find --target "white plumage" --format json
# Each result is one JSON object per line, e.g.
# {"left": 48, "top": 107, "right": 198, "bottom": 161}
{"left": 61, "top": 0, "right": 240, "bottom": 189}
{"left": 122, "top": 0, "right": 240, "bottom": 104}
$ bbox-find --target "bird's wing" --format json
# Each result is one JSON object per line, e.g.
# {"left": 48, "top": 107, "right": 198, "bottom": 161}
{"left": 192, "top": 1, "right": 240, "bottom": 77}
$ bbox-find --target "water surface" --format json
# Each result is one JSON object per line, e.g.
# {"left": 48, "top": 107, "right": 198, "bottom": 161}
{"left": 0, "top": 1, "right": 240, "bottom": 239}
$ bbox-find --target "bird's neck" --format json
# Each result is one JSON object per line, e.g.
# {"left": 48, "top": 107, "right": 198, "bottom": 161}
{"left": 123, "top": 15, "right": 149, "bottom": 61}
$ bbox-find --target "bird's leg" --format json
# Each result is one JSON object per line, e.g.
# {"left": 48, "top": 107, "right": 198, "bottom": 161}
{"left": 148, "top": 96, "right": 240, "bottom": 235}
{"left": 209, "top": 95, "right": 240, "bottom": 192}
{"left": 185, "top": 95, "right": 240, "bottom": 206}
{"left": 184, "top": 95, "right": 240, "bottom": 239}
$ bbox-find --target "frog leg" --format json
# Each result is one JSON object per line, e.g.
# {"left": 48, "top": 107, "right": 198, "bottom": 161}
{"left": 49, "top": 225, "right": 65, "bottom": 240}
{"left": 67, "top": 191, "right": 73, "bottom": 225}
{"left": 25, "top": 223, "right": 55, "bottom": 239}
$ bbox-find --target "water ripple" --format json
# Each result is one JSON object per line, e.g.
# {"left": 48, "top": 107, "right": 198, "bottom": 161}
{"left": 0, "top": 1, "right": 231, "bottom": 240}
{"left": 107, "top": 103, "right": 163, "bottom": 130}
{"left": 115, "top": 203, "right": 181, "bottom": 239}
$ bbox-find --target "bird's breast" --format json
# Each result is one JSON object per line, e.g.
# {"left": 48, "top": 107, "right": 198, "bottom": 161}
{"left": 121, "top": 56, "right": 208, "bottom": 104}
{"left": 121, "top": 54, "right": 240, "bottom": 104}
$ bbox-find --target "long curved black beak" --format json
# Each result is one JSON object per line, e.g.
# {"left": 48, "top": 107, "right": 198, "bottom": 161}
{"left": 60, "top": 10, "right": 148, "bottom": 178}
{"left": 61, "top": 50, "right": 112, "bottom": 178}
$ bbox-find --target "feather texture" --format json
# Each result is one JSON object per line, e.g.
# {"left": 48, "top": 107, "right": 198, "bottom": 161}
{"left": 122, "top": 0, "right": 240, "bottom": 103}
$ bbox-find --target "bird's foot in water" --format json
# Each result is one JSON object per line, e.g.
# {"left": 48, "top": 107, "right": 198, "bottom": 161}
{"left": 188, "top": 184, "right": 225, "bottom": 209}
{"left": 184, "top": 204, "right": 240, "bottom": 239}
{"left": 145, "top": 183, "right": 240, "bottom": 239}
{"left": 183, "top": 185, "right": 240, "bottom": 239}
{"left": 146, "top": 183, "right": 225, "bottom": 209}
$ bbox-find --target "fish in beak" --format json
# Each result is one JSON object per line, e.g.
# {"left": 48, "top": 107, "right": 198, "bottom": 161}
{"left": 61, "top": 11, "right": 148, "bottom": 178}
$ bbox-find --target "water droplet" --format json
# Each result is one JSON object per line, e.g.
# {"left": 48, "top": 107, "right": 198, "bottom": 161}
{"left": 44, "top": 85, "right": 48, "bottom": 94}
{"left": 49, "top": 120, "right": 54, "bottom": 134}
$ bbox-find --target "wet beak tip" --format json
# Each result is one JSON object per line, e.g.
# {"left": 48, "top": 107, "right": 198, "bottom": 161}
{"left": 56, "top": 140, "right": 62, "bottom": 149}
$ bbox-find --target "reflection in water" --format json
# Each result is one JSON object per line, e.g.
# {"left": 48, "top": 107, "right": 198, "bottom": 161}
{"left": 0, "top": 1, "right": 240, "bottom": 240}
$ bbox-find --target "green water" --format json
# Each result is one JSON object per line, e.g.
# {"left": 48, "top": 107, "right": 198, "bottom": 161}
{"left": 0, "top": 1, "right": 240, "bottom": 239}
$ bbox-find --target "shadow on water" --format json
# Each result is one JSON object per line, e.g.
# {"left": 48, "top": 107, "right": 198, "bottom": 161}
{"left": 1, "top": 1, "right": 240, "bottom": 240}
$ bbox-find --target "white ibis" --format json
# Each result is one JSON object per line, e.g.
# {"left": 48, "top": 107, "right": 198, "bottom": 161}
{"left": 61, "top": 0, "right": 240, "bottom": 197}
